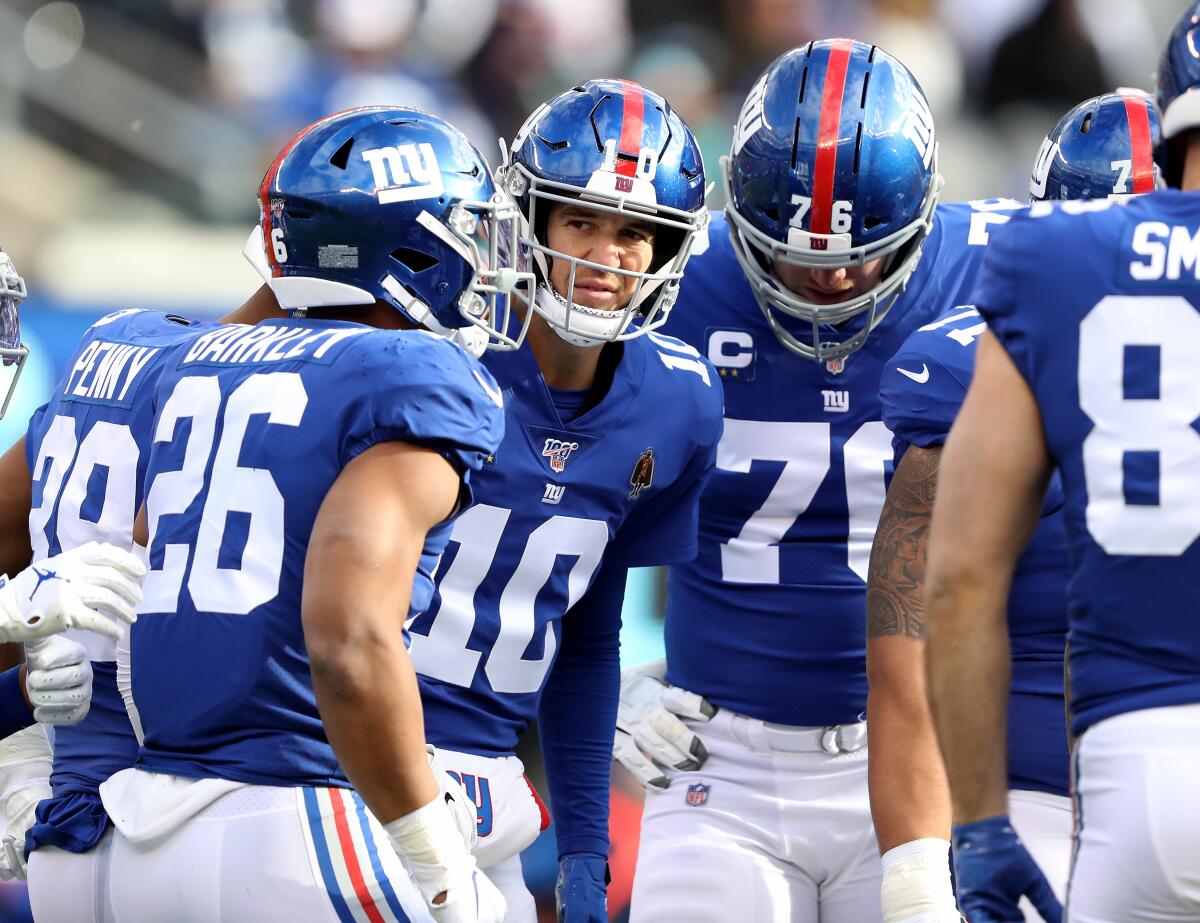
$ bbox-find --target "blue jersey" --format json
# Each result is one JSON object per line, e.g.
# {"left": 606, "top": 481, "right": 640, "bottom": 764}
{"left": 23, "top": 309, "right": 217, "bottom": 854}
{"left": 409, "top": 332, "right": 724, "bottom": 755}
{"left": 662, "top": 201, "right": 1022, "bottom": 726}
{"left": 975, "top": 191, "right": 1200, "bottom": 736}
{"left": 880, "top": 307, "right": 1070, "bottom": 797}
{"left": 131, "top": 319, "right": 504, "bottom": 787}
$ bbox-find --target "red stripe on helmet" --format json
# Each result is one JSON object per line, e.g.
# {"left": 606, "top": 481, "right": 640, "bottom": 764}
{"left": 810, "top": 40, "right": 855, "bottom": 235}
{"left": 258, "top": 107, "right": 384, "bottom": 275}
{"left": 615, "top": 79, "right": 645, "bottom": 178}
{"left": 1123, "top": 94, "right": 1155, "bottom": 194}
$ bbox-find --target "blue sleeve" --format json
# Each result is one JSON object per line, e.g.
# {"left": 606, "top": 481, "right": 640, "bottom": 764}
{"left": 537, "top": 557, "right": 626, "bottom": 859}
{"left": 970, "top": 218, "right": 1035, "bottom": 385}
{"left": 340, "top": 335, "right": 505, "bottom": 477}
{"left": 607, "top": 409, "right": 722, "bottom": 569}
{"left": 879, "top": 350, "right": 971, "bottom": 459}
{"left": 0, "top": 667, "right": 33, "bottom": 738}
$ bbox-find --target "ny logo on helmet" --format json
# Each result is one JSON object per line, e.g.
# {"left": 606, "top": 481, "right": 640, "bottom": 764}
{"left": 1030, "top": 137, "right": 1060, "bottom": 199}
{"left": 901, "top": 86, "right": 935, "bottom": 169}
{"left": 360, "top": 144, "right": 445, "bottom": 204}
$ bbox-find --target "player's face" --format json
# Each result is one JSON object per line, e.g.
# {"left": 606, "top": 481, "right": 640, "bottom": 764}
{"left": 545, "top": 204, "right": 656, "bottom": 311}
{"left": 772, "top": 257, "right": 886, "bottom": 306}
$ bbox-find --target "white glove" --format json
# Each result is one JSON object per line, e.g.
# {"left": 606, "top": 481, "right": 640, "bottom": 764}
{"left": 25, "top": 636, "right": 92, "bottom": 726}
{"left": 386, "top": 793, "right": 506, "bottom": 923}
{"left": 0, "top": 542, "right": 147, "bottom": 644}
{"left": 427, "top": 745, "right": 478, "bottom": 850}
{"left": 614, "top": 659, "right": 715, "bottom": 790}
{"left": 881, "top": 838, "right": 965, "bottom": 923}
{"left": 0, "top": 726, "right": 53, "bottom": 882}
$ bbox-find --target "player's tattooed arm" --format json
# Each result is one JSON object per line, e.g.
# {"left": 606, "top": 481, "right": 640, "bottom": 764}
{"left": 866, "top": 444, "right": 941, "bottom": 640}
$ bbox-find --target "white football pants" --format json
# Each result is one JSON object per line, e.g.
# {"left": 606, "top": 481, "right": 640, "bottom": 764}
{"left": 104, "top": 778, "right": 432, "bottom": 923}
{"left": 630, "top": 708, "right": 881, "bottom": 923}
{"left": 1068, "top": 704, "right": 1200, "bottom": 923}
{"left": 1009, "top": 788, "right": 1073, "bottom": 921}
{"left": 27, "top": 829, "right": 114, "bottom": 923}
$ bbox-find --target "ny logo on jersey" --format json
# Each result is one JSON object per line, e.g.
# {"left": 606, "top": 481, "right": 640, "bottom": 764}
{"left": 542, "top": 438, "right": 579, "bottom": 473}
{"left": 360, "top": 144, "right": 444, "bottom": 204}
{"left": 822, "top": 390, "right": 850, "bottom": 413}
{"left": 542, "top": 483, "right": 565, "bottom": 505}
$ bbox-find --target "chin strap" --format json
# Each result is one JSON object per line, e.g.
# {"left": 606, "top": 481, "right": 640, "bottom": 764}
{"left": 534, "top": 284, "right": 633, "bottom": 348}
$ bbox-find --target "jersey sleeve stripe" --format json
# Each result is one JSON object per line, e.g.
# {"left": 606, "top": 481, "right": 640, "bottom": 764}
{"left": 809, "top": 38, "right": 854, "bottom": 235}
{"left": 615, "top": 79, "right": 646, "bottom": 178}
{"left": 1123, "top": 94, "right": 1156, "bottom": 194}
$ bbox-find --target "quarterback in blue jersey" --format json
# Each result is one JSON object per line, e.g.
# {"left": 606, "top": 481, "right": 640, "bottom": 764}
{"left": 926, "top": 11, "right": 1200, "bottom": 920}
{"left": 404, "top": 79, "right": 719, "bottom": 923}
{"left": 867, "top": 89, "right": 1163, "bottom": 923}
{"left": 94, "top": 108, "right": 524, "bottom": 923}
{"left": 613, "top": 40, "right": 1022, "bottom": 923}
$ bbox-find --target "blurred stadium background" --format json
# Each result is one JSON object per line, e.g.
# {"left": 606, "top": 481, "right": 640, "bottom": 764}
{"left": 0, "top": 0, "right": 1180, "bottom": 919}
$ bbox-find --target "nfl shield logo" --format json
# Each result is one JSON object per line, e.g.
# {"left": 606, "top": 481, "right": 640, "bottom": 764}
{"left": 685, "top": 783, "right": 709, "bottom": 807}
{"left": 542, "top": 438, "right": 579, "bottom": 474}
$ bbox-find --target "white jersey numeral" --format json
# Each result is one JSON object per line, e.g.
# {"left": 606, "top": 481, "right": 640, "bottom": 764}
{"left": 717, "top": 419, "right": 892, "bottom": 584}
{"left": 409, "top": 505, "right": 609, "bottom": 694}
{"left": 1080, "top": 295, "right": 1200, "bottom": 555}
{"left": 143, "top": 373, "right": 307, "bottom": 614}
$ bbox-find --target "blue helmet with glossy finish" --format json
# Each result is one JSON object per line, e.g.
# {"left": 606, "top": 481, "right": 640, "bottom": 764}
{"left": 1030, "top": 91, "right": 1162, "bottom": 201}
{"left": 724, "top": 39, "right": 942, "bottom": 365}
{"left": 499, "top": 78, "right": 708, "bottom": 347}
{"left": 246, "top": 106, "right": 534, "bottom": 354}
{"left": 1156, "top": 2, "right": 1200, "bottom": 174}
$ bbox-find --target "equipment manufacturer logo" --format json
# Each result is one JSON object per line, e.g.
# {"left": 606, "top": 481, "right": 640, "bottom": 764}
{"left": 542, "top": 438, "right": 579, "bottom": 473}
{"left": 685, "top": 783, "right": 709, "bottom": 806}
{"left": 360, "top": 143, "right": 444, "bottom": 204}
{"left": 629, "top": 448, "right": 655, "bottom": 500}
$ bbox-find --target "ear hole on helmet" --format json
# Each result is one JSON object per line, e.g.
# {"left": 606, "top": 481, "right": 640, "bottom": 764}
{"left": 285, "top": 207, "right": 314, "bottom": 220}
{"left": 1081, "top": 113, "right": 1094, "bottom": 134}
{"left": 392, "top": 248, "right": 440, "bottom": 273}
{"left": 864, "top": 215, "right": 885, "bottom": 229}
{"left": 763, "top": 206, "right": 780, "bottom": 223}
{"left": 329, "top": 137, "right": 355, "bottom": 170}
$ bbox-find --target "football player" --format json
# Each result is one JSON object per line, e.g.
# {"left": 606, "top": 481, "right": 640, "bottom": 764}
{"left": 867, "top": 89, "right": 1162, "bottom": 923}
{"left": 405, "top": 79, "right": 720, "bottom": 923}
{"left": 96, "top": 107, "right": 522, "bottom": 923}
{"left": 614, "top": 40, "right": 1024, "bottom": 922}
{"left": 925, "top": 8, "right": 1200, "bottom": 920}
{"left": 0, "top": 250, "right": 153, "bottom": 898}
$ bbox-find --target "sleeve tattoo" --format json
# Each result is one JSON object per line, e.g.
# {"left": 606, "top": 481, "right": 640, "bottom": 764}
{"left": 866, "top": 444, "right": 941, "bottom": 640}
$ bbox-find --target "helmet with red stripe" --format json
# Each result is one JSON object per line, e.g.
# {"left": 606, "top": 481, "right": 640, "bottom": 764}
{"left": 1155, "top": 2, "right": 1200, "bottom": 186}
{"left": 723, "top": 39, "right": 941, "bottom": 364}
{"left": 499, "top": 79, "right": 708, "bottom": 347}
{"left": 1030, "top": 91, "right": 1162, "bottom": 202}
{"left": 246, "top": 106, "right": 534, "bottom": 355}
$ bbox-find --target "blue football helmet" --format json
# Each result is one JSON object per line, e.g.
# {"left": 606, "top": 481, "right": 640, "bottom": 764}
{"left": 1156, "top": 2, "right": 1200, "bottom": 185}
{"left": 499, "top": 78, "right": 708, "bottom": 347}
{"left": 1030, "top": 91, "right": 1163, "bottom": 201}
{"left": 245, "top": 106, "right": 534, "bottom": 354}
{"left": 723, "top": 39, "right": 942, "bottom": 364}
{"left": 0, "top": 250, "right": 28, "bottom": 418}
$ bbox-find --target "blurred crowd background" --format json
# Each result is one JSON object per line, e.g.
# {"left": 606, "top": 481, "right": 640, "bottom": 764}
{"left": 0, "top": 0, "right": 1182, "bottom": 919}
